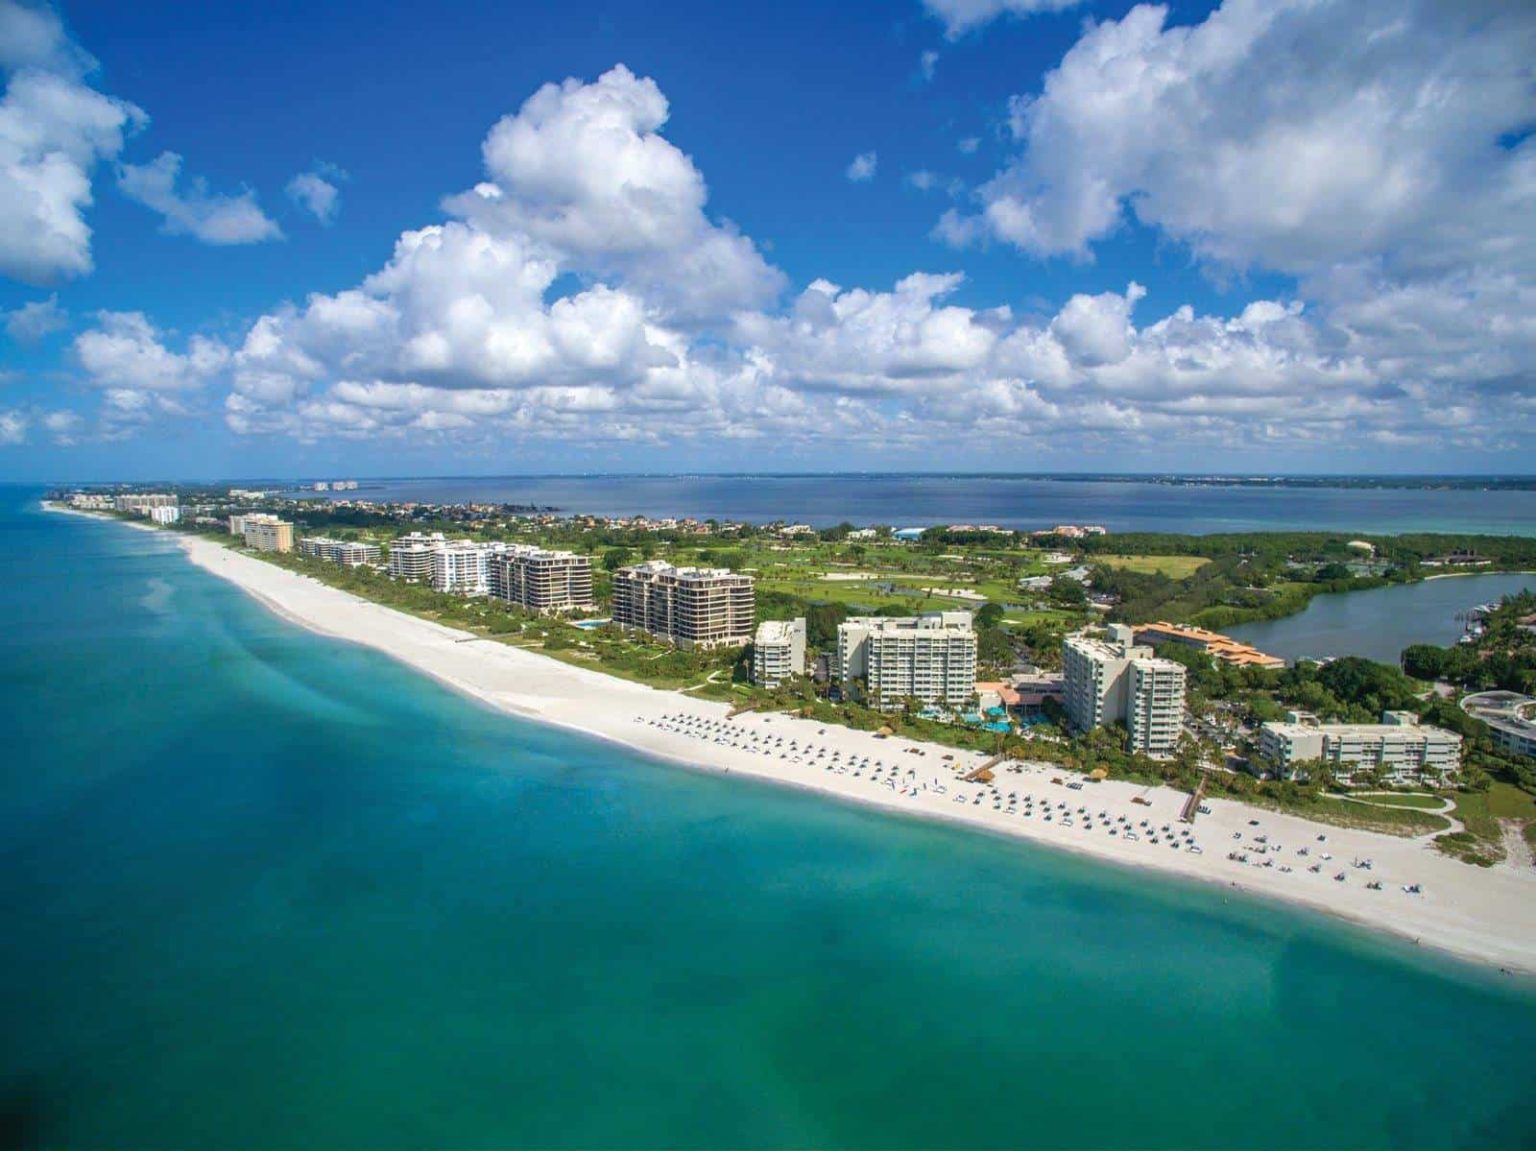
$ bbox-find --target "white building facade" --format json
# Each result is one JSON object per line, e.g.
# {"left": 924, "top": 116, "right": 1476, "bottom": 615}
{"left": 834, "top": 612, "right": 977, "bottom": 709}
{"left": 753, "top": 618, "right": 806, "bottom": 688}
{"left": 300, "top": 537, "right": 383, "bottom": 567}
{"left": 429, "top": 540, "right": 502, "bottom": 596}
{"left": 386, "top": 532, "right": 443, "bottom": 582}
{"left": 1062, "top": 624, "right": 1187, "bottom": 758}
{"left": 1258, "top": 710, "right": 1462, "bottom": 785}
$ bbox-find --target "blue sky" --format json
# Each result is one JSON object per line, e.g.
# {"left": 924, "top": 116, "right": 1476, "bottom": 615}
{"left": 1, "top": 0, "right": 1532, "bottom": 480}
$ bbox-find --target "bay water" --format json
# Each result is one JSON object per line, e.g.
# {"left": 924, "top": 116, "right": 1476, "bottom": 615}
{"left": 313, "top": 474, "right": 1536, "bottom": 536}
{"left": 3, "top": 492, "right": 1535, "bottom": 1148}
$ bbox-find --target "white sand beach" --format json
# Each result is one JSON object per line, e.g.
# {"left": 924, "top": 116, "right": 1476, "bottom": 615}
{"left": 59, "top": 509, "right": 1536, "bottom": 973}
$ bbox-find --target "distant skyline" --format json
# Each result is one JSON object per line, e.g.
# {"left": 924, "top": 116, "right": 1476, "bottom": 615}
{"left": 2, "top": 0, "right": 1534, "bottom": 479}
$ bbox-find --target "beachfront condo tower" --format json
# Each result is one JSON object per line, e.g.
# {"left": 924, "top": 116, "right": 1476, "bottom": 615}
{"left": 1063, "top": 624, "right": 1187, "bottom": 758}
{"left": 753, "top": 618, "right": 807, "bottom": 688}
{"left": 233, "top": 513, "right": 294, "bottom": 553}
{"left": 386, "top": 532, "right": 442, "bottom": 582}
{"left": 488, "top": 546, "right": 596, "bottom": 615}
{"left": 429, "top": 539, "right": 502, "bottom": 596}
{"left": 610, "top": 561, "right": 755, "bottom": 649}
{"left": 834, "top": 612, "right": 978, "bottom": 709}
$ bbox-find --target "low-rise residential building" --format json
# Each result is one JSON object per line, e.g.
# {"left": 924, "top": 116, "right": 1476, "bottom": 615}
{"left": 488, "top": 545, "right": 595, "bottom": 614}
{"left": 300, "top": 536, "right": 383, "bottom": 567}
{"left": 834, "top": 612, "right": 977, "bottom": 709}
{"left": 610, "top": 561, "right": 755, "bottom": 649}
{"left": 1461, "top": 691, "right": 1536, "bottom": 760}
{"left": 1258, "top": 710, "right": 1462, "bottom": 784}
{"left": 68, "top": 492, "right": 113, "bottom": 511}
{"left": 386, "top": 532, "right": 442, "bottom": 582}
{"left": 753, "top": 618, "right": 806, "bottom": 688}
{"left": 1062, "top": 624, "right": 1187, "bottom": 757}
{"left": 1133, "top": 621, "right": 1286, "bottom": 669}
{"left": 148, "top": 506, "right": 180, "bottom": 525}
{"left": 240, "top": 514, "right": 294, "bottom": 553}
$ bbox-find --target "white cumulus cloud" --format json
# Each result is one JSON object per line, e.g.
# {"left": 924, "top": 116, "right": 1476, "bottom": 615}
{"left": 3, "top": 292, "right": 66, "bottom": 340}
{"left": 0, "top": 0, "right": 145, "bottom": 284}
{"left": 922, "top": 0, "right": 1083, "bottom": 40}
{"left": 846, "top": 151, "right": 878, "bottom": 183}
{"left": 286, "top": 163, "right": 345, "bottom": 224}
{"left": 118, "top": 151, "right": 282, "bottom": 244}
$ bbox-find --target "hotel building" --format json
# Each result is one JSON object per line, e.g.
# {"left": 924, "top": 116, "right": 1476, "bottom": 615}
{"left": 753, "top": 618, "right": 807, "bottom": 688}
{"left": 1132, "top": 621, "right": 1285, "bottom": 669}
{"left": 610, "top": 561, "right": 755, "bottom": 649}
{"left": 834, "top": 612, "right": 977, "bottom": 709}
{"left": 1258, "top": 710, "right": 1462, "bottom": 785}
{"left": 299, "top": 536, "right": 383, "bottom": 567}
{"left": 1062, "top": 624, "right": 1187, "bottom": 757}
{"left": 238, "top": 514, "right": 295, "bottom": 553}
{"left": 488, "top": 546, "right": 595, "bottom": 614}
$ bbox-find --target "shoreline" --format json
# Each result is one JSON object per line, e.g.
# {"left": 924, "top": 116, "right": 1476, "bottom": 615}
{"left": 49, "top": 505, "right": 1536, "bottom": 975}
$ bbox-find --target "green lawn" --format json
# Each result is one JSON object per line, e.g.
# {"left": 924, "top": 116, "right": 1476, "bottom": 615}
{"left": 1094, "top": 554, "right": 1211, "bottom": 579}
{"left": 1248, "top": 794, "right": 1451, "bottom": 837}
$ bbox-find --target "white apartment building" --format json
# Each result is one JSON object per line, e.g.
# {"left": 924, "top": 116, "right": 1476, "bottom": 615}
{"left": 610, "top": 561, "right": 755, "bottom": 649}
{"left": 299, "top": 536, "right": 383, "bottom": 567}
{"left": 149, "top": 506, "right": 181, "bottom": 525}
{"left": 115, "top": 493, "right": 176, "bottom": 514}
{"left": 1062, "top": 624, "right": 1187, "bottom": 758}
{"left": 430, "top": 539, "right": 503, "bottom": 596}
{"left": 834, "top": 612, "right": 977, "bottom": 709}
{"left": 1259, "top": 710, "right": 1462, "bottom": 785}
{"left": 68, "top": 492, "right": 114, "bottom": 511}
{"left": 386, "top": 532, "right": 443, "bottom": 582}
{"left": 487, "top": 546, "right": 595, "bottom": 614}
{"left": 753, "top": 618, "right": 806, "bottom": 688}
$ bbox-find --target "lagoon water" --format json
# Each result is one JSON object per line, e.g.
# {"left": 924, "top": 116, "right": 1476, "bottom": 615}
{"left": 4, "top": 493, "right": 1536, "bottom": 1148}
{"left": 321, "top": 474, "right": 1536, "bottom": 536}
{"left": 1228, "top": 572, "right": 1536, "bottom": 664}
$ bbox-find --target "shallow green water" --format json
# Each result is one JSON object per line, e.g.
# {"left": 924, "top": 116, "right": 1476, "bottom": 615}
{"left": 3, "top": 496, "right": 1533, "bottom": 1148}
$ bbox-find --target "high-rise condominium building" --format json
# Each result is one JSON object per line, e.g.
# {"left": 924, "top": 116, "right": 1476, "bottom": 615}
{"left": 429, "top": 539, "right": 503, "bottom": 596}
{"left": 386, "top": 532, "right": 443, "bottom": 582}
{"left": 834, "top": 612, "right": 977, "bottom": 709}
{"left": 610, "top": 561, "right": 755, "bottom": 649}
{"left": 1258, "top": 710, "right": 1462, "bottom": 785}
{"left": 115, "top": 493, "right": 176, "bottom": 514}
{"left": 1062, "top": 624, "right": 1187, "bottom": 757}
{"left": 148, "top": 506, "right": 181, "bottom": 525}
{"left": 487, "top": 546, "right": 595, "bottom": 614}
{"left": 753, "top": 618, "right": 806, "bottom": 688}
{"left": 299, "top": 537, "right": 383, "bottom": 567}
{"left": 238, "top": 514, "right": 294, "bottom": 553}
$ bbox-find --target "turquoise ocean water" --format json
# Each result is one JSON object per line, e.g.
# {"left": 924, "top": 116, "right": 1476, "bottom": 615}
{"left": 3, "top": 492, "right": 1535, "bottom": 1148}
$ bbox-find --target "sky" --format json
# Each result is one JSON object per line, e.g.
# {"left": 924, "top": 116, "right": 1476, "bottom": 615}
{"left": 0, "top": 0, "right": 1533, "bottom": 481}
